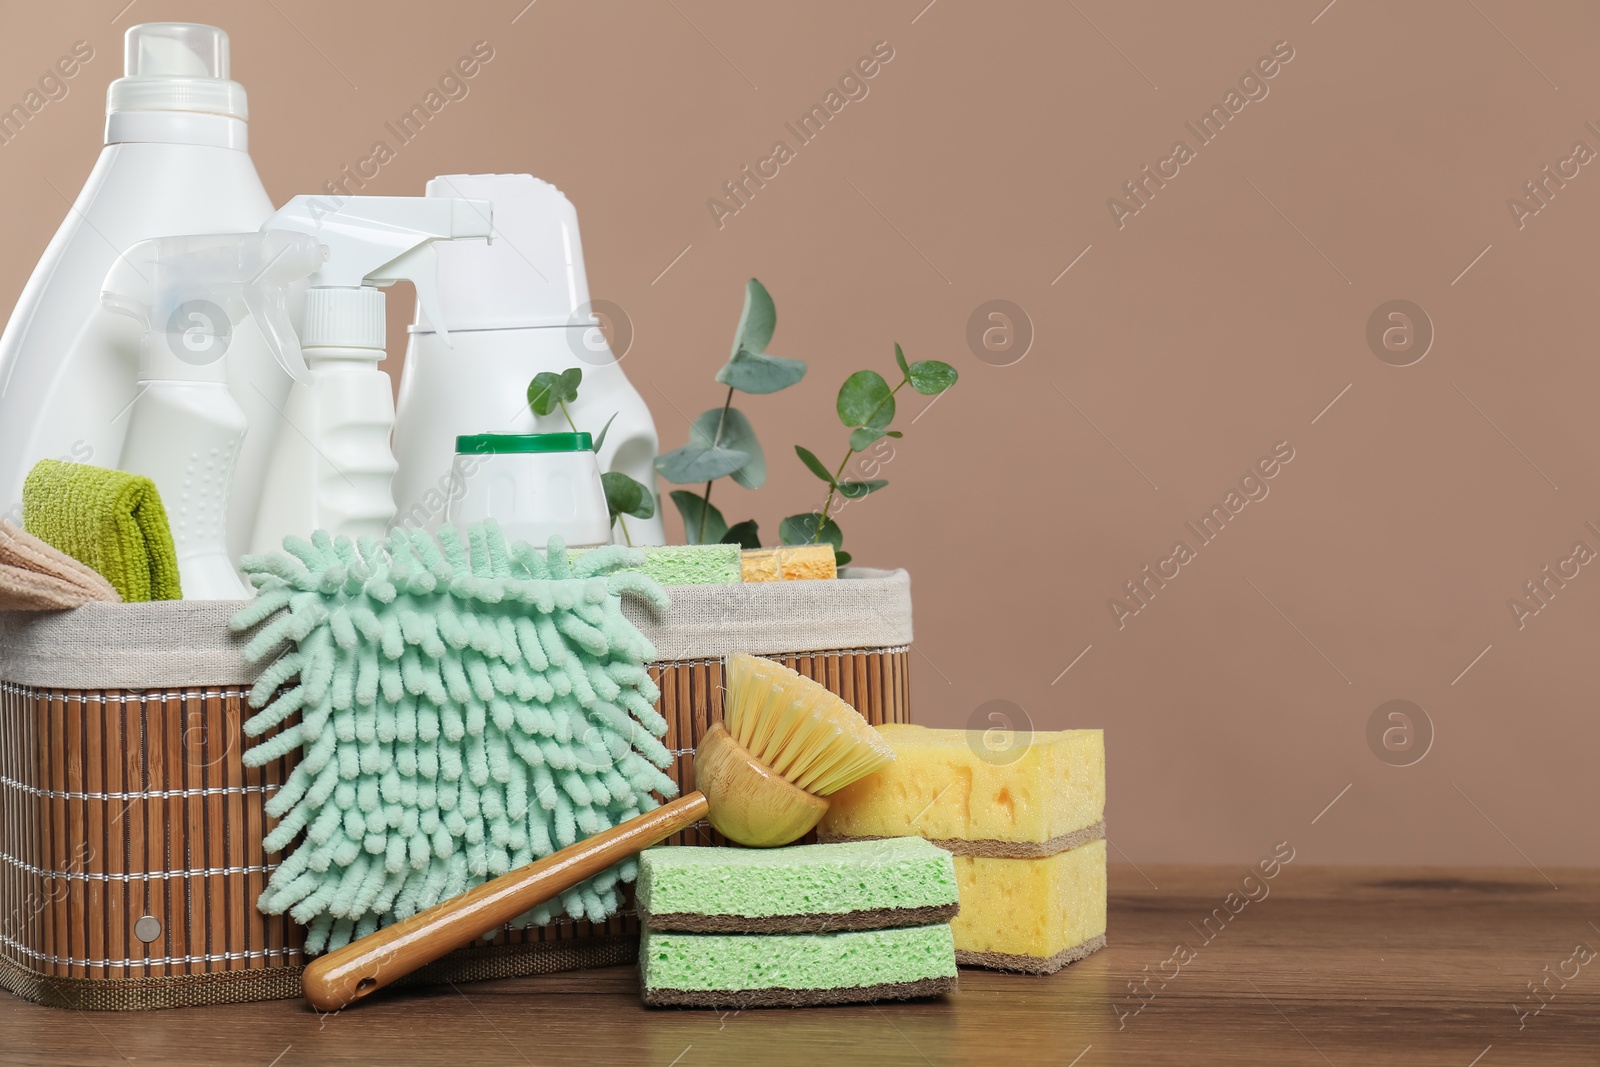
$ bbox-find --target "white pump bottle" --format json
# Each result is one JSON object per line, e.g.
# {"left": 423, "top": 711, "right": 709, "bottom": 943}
{"left": 249, "top": 195, "right": 492, "bottom": 551}
{"left": 99, "top": 232, "right": 323, "bottom": 598}
{"left": 391, "top": 174, "right": 665, "bottom": 544}
{"left": 0, "top": 24, "right": 281, "bottom": 554}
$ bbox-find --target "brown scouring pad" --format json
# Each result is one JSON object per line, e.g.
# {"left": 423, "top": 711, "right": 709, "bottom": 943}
{"left": 957, "top": 932, "right": 1108, "bottom": 975}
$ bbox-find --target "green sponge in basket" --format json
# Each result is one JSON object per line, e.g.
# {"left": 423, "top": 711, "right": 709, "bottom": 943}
{"left": 638, "top": 838, "right": 959, "bottom": 933}
{"left": 640, "top": 924, "right": 958, "bottom": 1008}
{"left": 571, "top": 543, "right": 740, "bottom": 585}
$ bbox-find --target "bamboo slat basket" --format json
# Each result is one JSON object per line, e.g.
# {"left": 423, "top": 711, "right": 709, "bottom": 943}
{"left": 0, "top": 569, "right": 914, "bottom": 1010}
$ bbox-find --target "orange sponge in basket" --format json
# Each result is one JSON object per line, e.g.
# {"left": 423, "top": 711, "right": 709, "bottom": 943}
{"left": 741, "top": 545, "right": 837, "bottom": 582}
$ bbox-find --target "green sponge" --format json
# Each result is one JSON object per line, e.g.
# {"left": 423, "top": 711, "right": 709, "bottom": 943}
{"left": 638, "top": 838, "right": 959, "bottom": 933}
{"left": 571, "top": 543, "right": 740, "bottom": 586}
{"left": 640, "top": 923, "right": 958, "bottom": 1008}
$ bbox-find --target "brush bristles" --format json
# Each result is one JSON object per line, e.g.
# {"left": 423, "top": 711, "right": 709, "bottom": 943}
{"left": 720, "top": 653, "right": 894, "bottom": 795}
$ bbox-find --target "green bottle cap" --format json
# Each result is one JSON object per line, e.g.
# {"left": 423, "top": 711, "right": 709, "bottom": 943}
{"left": 455, "top": 432, "right": 593, "bottom": 454}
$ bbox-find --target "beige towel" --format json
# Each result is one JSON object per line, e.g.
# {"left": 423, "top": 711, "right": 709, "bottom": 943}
{"left": 0, "top": 519, "right": 122, "bottom": 610}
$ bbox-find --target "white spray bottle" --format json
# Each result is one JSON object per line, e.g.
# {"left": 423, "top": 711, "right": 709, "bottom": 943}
{"left": 100, "top": 232, "right": 324, "bottom": 598}
{"left": 391, "top": 174, "right": 665, "bottom": 543}
{"left": 250, "top": 195, "right": 492, "bottom": 551}
{"left": 0, "top": 24, "right": 282, "bottom": 556}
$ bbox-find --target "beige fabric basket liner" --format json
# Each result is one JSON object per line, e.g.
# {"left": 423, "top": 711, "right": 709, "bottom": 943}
{"left": 0, "top": 568, "right": 912, "bottom": 688}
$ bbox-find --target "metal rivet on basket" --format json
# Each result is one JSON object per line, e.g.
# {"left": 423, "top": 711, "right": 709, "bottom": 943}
{"left": 134, "top": 916, "right": 162, "bottom": 943}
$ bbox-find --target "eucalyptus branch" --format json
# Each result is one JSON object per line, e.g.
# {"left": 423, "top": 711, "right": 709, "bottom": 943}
{"left": 789, "top": 344, "right": 957, "bottom": 566}
{"left": 812, "top": 376, "right": 907, "bottom": 543}
{"left": 652, "top": 278, "right": 804, "bottom": 547}
{"left": 698, "top": 386, "right": 735, "bottom": 543}
{"left": 557, "top": 400, "right": 580, "bottom": 435}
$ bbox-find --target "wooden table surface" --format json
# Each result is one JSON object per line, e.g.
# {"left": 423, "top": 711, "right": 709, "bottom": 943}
{"left": 2, "top": 864, "right": 1596, "bottom": 1066}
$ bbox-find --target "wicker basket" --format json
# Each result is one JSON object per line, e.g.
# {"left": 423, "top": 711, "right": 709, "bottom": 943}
{"left": 0, "top": 569, "right": 913, "bottom": 1010}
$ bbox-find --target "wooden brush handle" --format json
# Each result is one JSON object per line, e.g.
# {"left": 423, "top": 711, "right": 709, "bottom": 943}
{"left": 300, "top": 792, "right": 710, "bottom": 1012}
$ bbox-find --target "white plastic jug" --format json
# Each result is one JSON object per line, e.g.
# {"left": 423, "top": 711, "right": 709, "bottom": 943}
{"left": 0, "top": 24, "right": 279, "bottom": 558}
{"left": 392, "top": 174, "right": 665, "bottom": 544}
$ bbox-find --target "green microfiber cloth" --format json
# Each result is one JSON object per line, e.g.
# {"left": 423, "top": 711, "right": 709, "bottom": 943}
{"left": 640, "top": 923, "right": 958, "bottom": 1008}
{"left": 230, "top": 520, "right": 677, "bottom": 954}
{"left": 570, "top": 543, "right": 741, "bottom": 586}
{"left": 22, "top": 459, "right": 181, "bottom": 602}
{"left": 638, "top": 838, "right": 959, "bottom": 932}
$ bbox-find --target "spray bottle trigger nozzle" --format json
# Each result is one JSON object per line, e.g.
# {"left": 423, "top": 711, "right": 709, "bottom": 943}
{"left": 414, "top": 276, "right": 453, "bottom": 350}
{"left": 370, "top": 241, "right": 455, "bottom": 350}
{"left": 100, "top": 290, "right": 149, "bottom": 326}
{"left": 243, "top": 284, "right": 310, "bottom": 383}
{"left": 98, "top": 231, "right": 324, "bottom": 384}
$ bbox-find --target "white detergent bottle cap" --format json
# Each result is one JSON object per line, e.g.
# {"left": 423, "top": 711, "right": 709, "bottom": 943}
{"left": 419, "top": 174, "right": 590, "bottom": 332}
{"left": 99, "top": 231, "right": 324, "bottom": 384}
{"left": 265, "top": 195, "right": 494, "bottom": 350}
{"left": 109, "top": 24, "right": 248, "bottom": 121}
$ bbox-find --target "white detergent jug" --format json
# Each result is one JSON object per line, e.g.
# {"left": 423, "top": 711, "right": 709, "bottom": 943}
{"left": 391, "top": 174, "right": 665, "bottom": 544}
{"left": 0, "top": 24, "right": 280, "bottom": 558}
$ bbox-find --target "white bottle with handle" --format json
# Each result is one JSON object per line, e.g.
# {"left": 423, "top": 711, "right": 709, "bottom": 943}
{"left": 249, "top": 195, "right": 493, "bottom": 551}
{"left": 391, "top": 174, "right": 665, "bottom": 543}
{"left": 100, "top": 232, "right": 324, "bottom": 598}
{"left": 0, "top": 24, "right": 281, "bottom": 558}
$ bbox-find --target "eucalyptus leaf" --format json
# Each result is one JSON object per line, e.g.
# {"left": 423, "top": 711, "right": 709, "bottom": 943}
{"left": 592, "top": 411, "right": 618, "bottom": 454}
{"left": 731, "top": 278, "right": 776, "bottom": 358}
{"left": 835, "top": 549, "right": 852, "bottom": 566}
{"left": 779, "top": 512, "right": 842, "bottom": 550}
{"left": 654, "top": 441, "right": 749, "bottom": 484}
{"left": 711, "top": 278, "right": 805, "bottom": 394}
{"left": 836, "top": 479, "right": 887, "bottom": 499}
{"left": 722, "top": 519, "right": 761, "bottom": 550}
{"left": 601, "top": 472, "right": 655, "bottom": 520}
{"left": 837, "top": 370, "right": 895, "bottom": 430}
{"left": 848, "top": 428, "right": 886, "bottom": 452}
{"left": 794, "top": 445, "right": 835, "bottom": 485}
{"left": 894, "top": 342, "right": 910, "bottom": 378}
{"left": 689, "top": 406, "right": 766, "bottom": 489}
{"left": 908, "top": 359, "right": 958, "bottom": 396}
{"left": 527, "top": 371, "right": 563, "bottom": 416}
{"left": 670, "top": 490, "right": 728, "bottom": 544}
{"left": 716, "top": 347, "right": 807, "bottom": 394}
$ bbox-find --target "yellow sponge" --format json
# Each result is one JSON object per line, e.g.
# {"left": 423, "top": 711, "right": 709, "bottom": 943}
{"left": 950, "top": 841, "right": 1106, "bottom": 973}
{"left": 741, "top": 545, "right": 837, "bottom": 582}
{"left": 818, "top": 724, "right": 1104, "bottom": 854}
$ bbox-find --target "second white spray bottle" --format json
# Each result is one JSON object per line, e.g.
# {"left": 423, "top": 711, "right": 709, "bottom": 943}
{"left": 250, "top": 195, "right": 492, "bottom": 552}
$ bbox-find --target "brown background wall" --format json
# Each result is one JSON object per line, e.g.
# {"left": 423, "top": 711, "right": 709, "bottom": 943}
{"left": 3, "top": 1, "right": 1595, "bottom": 868}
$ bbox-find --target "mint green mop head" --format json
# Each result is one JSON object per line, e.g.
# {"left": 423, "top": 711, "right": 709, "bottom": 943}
{"left": 230, "top": 521, "right": 676, "bottom": 954}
